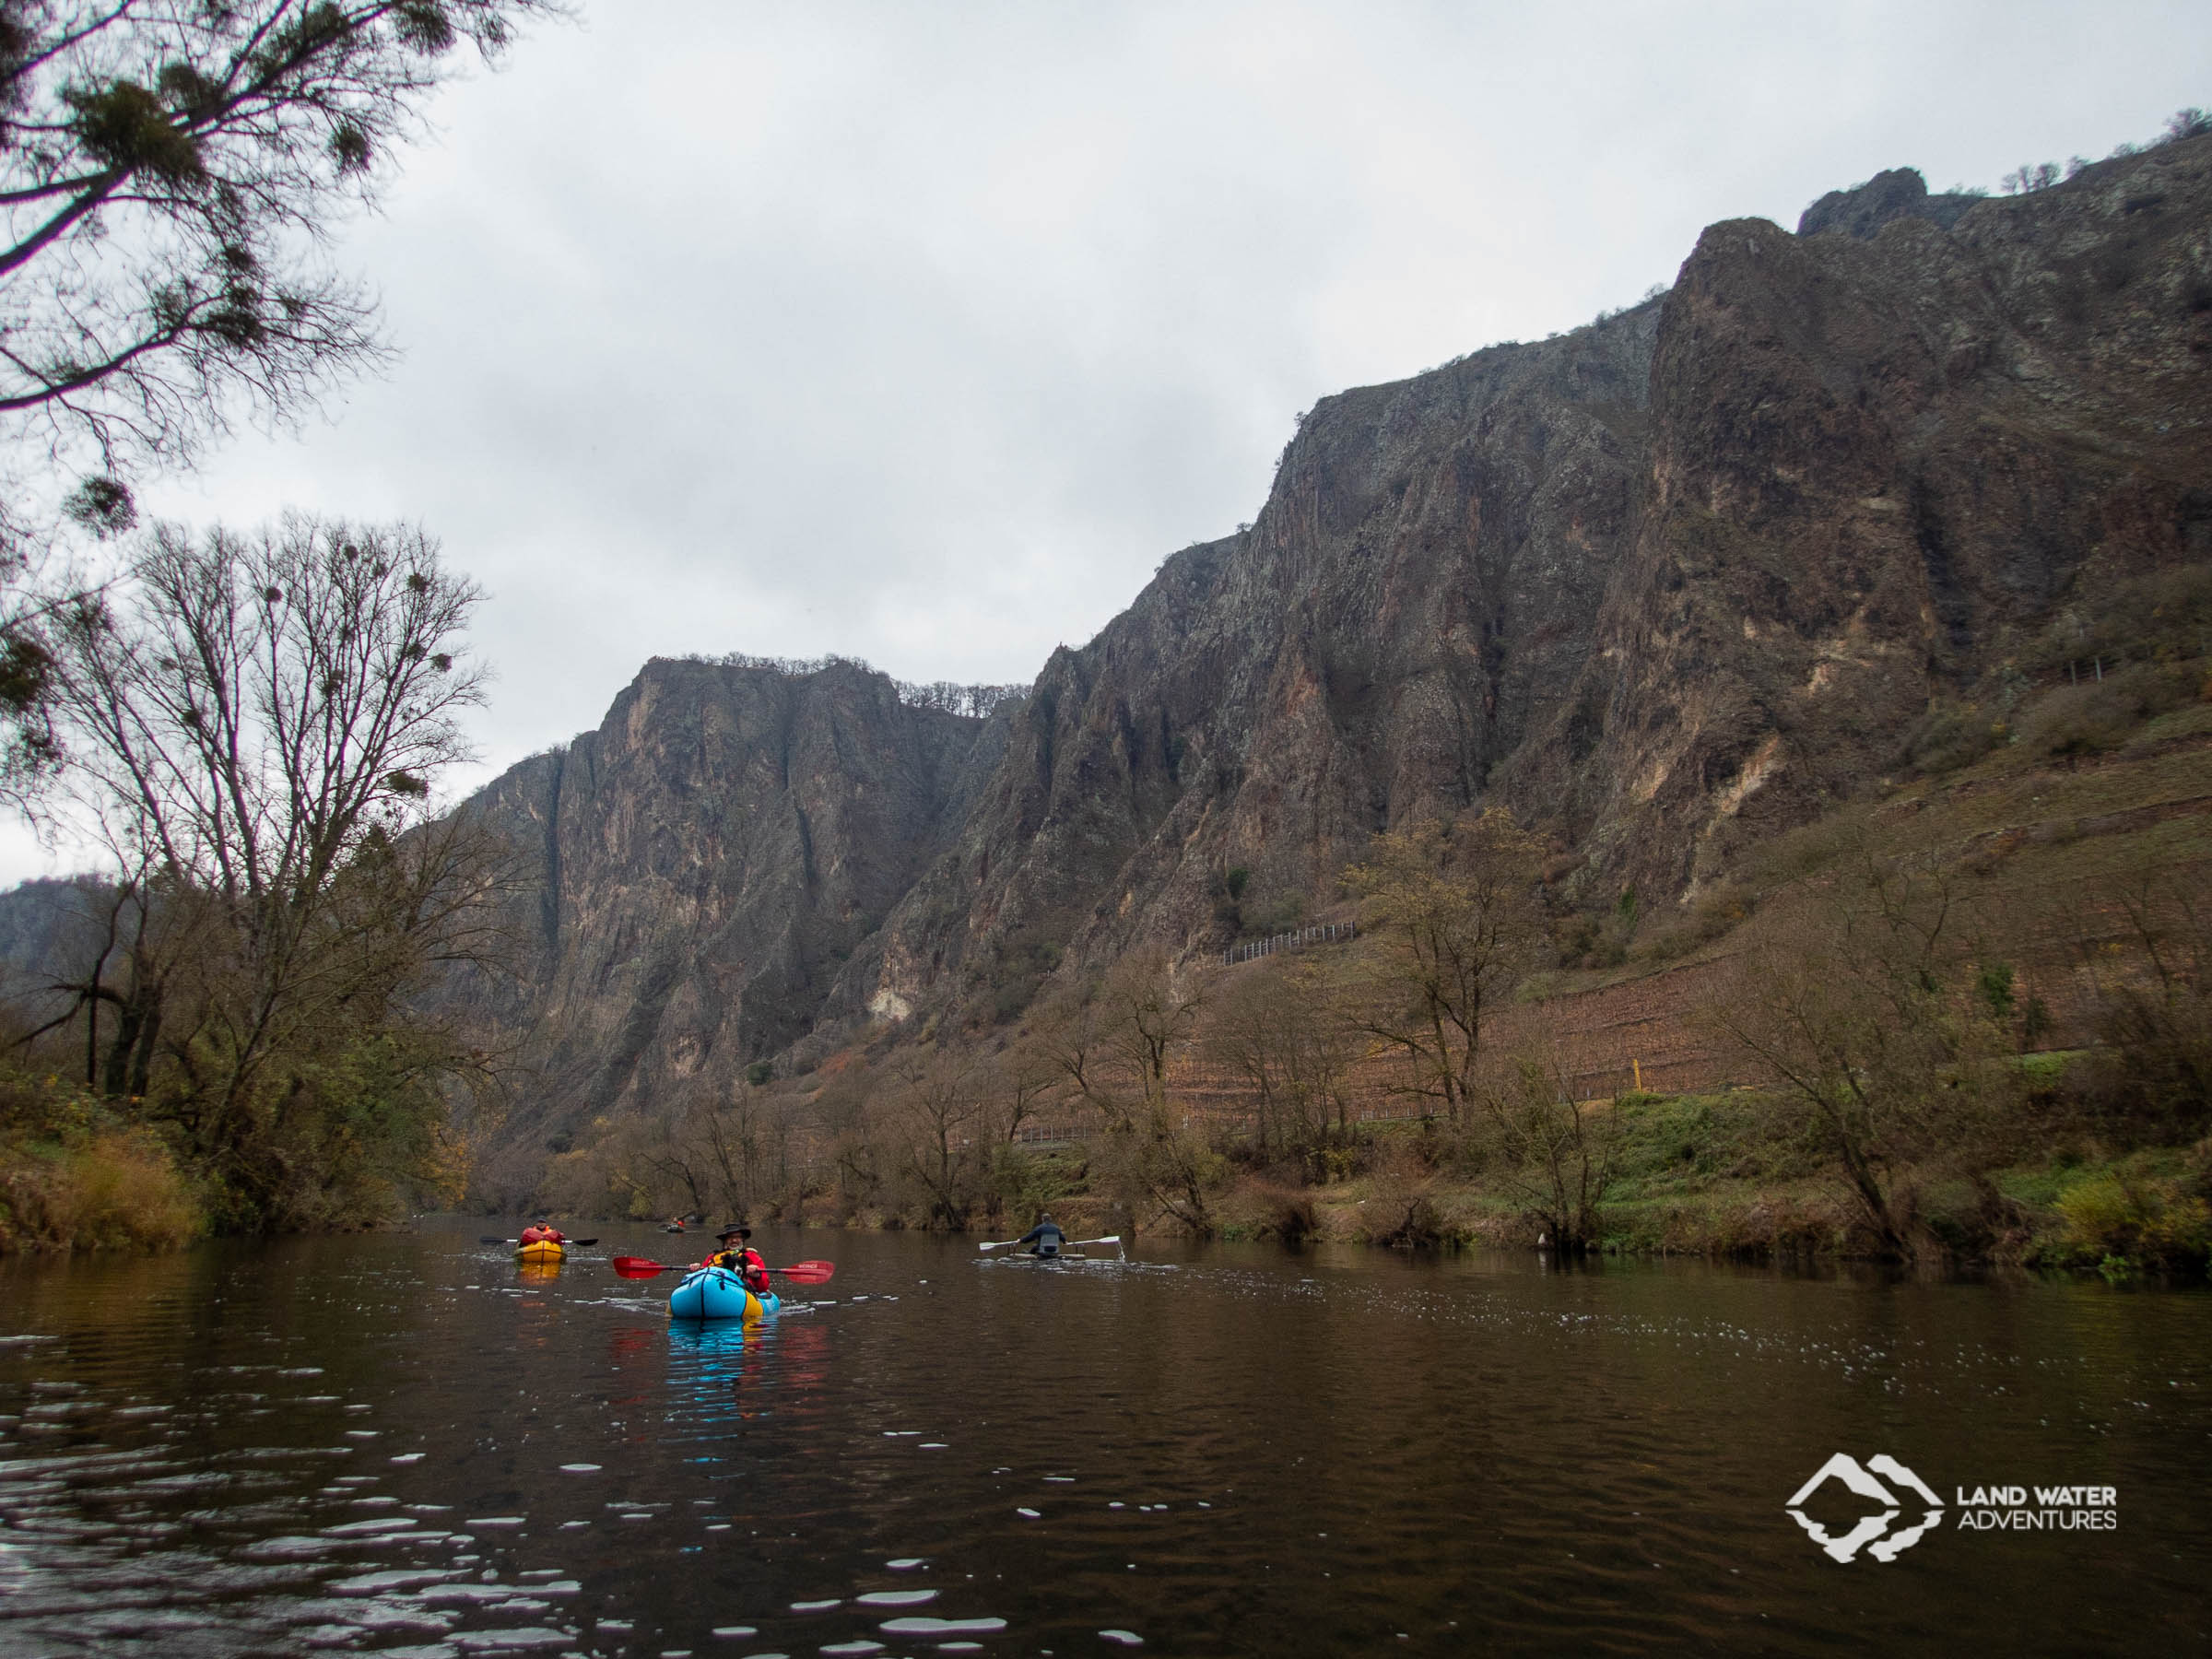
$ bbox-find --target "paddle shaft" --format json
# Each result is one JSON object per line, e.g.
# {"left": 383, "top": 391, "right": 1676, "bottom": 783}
{"left": 980, "top": 1233, "right": 1119, "bottom": 1251}
{"left": 612, "top": 1255, "right": 834, "bottom": 1283}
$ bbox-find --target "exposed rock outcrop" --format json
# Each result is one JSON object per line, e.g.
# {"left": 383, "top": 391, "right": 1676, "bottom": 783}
{"left": 838, "top": 136, "right": 2212, "bottom": 1025}
{"left": 1524, "top": 136, "right": 2212, "bottom": 898}
{"left": 428, "top": 135, "right": 2212, "bottom": 1135}
{"left": 440, "top": 657, "right": 1006, "bottom": 1142}
{"left": 816, "top": 303, "right": 1661, "bottom": 1040}
{"left": 1795, "top": 167, "right": 1983, "bottom": 239}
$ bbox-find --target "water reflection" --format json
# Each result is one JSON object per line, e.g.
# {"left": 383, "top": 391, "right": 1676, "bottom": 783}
{"left": 0, "top": 1225, "right": 2206, "bottom": 1655}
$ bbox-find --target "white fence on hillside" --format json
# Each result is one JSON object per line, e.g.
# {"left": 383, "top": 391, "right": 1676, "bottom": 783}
{"left": 1221, "top": 921, "right": 1357, "bottom": 967}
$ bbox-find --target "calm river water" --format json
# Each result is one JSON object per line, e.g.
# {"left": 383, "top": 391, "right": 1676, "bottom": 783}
{"left": 0, "top": 1221, "right": 2206, "bottom": 1656}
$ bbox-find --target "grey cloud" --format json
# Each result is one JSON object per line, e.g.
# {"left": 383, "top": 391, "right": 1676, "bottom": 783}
{"left": 53, "top": 0, "right": 2197, "bottom": 893}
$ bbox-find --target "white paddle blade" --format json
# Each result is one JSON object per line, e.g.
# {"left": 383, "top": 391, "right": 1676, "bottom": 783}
{"left": 1073, "top": 1235, "right": 1121, "bottom": 1246}
{"left": 978, "top": 1240, "right": 1017, "bottom": 1251}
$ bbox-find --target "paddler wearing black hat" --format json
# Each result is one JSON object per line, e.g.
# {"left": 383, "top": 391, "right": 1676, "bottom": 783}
{"left": 701, "top": 1225, "right": 770, "bottom": 1293}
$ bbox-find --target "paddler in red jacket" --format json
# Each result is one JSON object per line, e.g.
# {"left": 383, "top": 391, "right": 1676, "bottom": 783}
{"left": 702, "top": 1225, "right": 770, "bottom": 1294}
{"left": 519, "top": 1218, "right": 567, "bottom": 1246}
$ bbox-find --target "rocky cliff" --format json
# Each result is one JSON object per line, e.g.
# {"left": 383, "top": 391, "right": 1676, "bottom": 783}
{"left": 1519, "top": 142, "right": 2212, "bottom": 899}
{"left": 809, "top": 301, "right": 1661, "bottom": 1043}
{"left": 833, "top": 140, "right": 2212, "bottom": 1027}
{"left": 446, "top": 137, "right": 2212, "bottom": 1130}
{"left": 442, "top": 657, "right": 1006, "bottom": 1141}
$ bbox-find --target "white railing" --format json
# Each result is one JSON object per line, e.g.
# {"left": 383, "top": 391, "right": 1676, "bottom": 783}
{"left": 1222, "top": 920, "right": 1357, "bottom": 967}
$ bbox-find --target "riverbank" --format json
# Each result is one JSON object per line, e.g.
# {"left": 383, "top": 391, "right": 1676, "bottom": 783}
{"left": 743, "top": 1087, "right": 2211, "bottom": 1279}
{"left": 0, "top": 1075, "right": 200, "bottom": 1254}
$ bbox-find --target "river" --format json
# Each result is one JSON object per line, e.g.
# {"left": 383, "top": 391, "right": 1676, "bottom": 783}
{"left": 0, "top": 1221, "right": 2205, "bottom": 1656}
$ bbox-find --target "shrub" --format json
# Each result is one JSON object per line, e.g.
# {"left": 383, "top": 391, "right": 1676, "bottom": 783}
{"left": 2014, "top": 666, "right": 2190, "bottom": 762}
{"left": 1355, "top": 1142, "right": 1443, "bottom": 1247}
{"left": 1229, "top": 1178, "right": 1319, "bottom": 1242}
{"left": 2049, "top": 1171, "right": 2211, "bottom": 1275}
{"left": 0, "top": 1129, "right": 201, "bottom": 1252}
{"left": 1897, "top": 698, "right": 2007, "bottom": 775}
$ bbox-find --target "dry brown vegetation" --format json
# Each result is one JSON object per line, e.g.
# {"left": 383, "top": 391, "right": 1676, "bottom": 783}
{"left": 542, "top": 618, "right": 2212, "bottom": 1277}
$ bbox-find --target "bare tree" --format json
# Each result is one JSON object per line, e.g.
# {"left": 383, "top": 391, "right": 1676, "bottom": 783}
{"left": 1206, "top": 959, "right": 1357, "bottom": 1165}
{"left": 1084, "top": 948, "right": 1224, "bottom": 1233}
{"left": 2001, "top": 160, "right": 2062, "bottom": 195}
{"left": 41, "top": 512, "right": 507, "bottom": 1223}
{"left": 1098, "top": 945, "right": 1206, "bottom": 1128}
{"left": 982, "top": 1037, "right": 1056, "bottom": 1144}
{"left": 1031, "top": 982, "right": 1124, "bottom": 1126}
{"left": 883, "top": 1049, "right": 985, "bottom": 1228}
{"left": 0, "top": 3, "right": 558, "bottom": 802}
{"left": 2061, "top": 873, "right": 2212, "bottom": 1137}
{"left": 1339, "top": 810, "right": 1547, "bottom": 1124}
{"left": 694, "top": 1081, "right": 765, "bottom": 1218}
{"left": 1711, "top": 842, "right": 2018, "bottom": 1256}
{"left": 1473, "top": 1049, "right": 1620, "bottom": 1252}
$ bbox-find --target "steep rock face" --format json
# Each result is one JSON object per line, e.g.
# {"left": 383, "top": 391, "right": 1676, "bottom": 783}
{"left": 819, "top": 307, "right": 1660, "bottom": 1030}
{"left": 444, "top": 658, "right": 1003, "bottom": 1136}
{"left": 837, "top": 137, "right": 2212, "bottom": 1022}
{"left": 428, "top": 136, "right": 2212, "bottom": 1107}
{"left": 1512, "top": 136, "right": 2212, "bottom": 897}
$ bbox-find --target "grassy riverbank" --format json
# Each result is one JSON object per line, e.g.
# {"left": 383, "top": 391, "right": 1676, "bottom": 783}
{"left": 1277, "top": 1092, "right": 2212, "bottom": 1278}
{"left": 0, "top": 1074, "right": 201, "bottom": 1254}
{"left": 747, "top": 1086, "right": 2211, "bottom": 1280}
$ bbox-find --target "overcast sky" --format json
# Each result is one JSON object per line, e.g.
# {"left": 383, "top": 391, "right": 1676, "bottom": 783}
{"left": 6, "top": 0, "right": 2208, "bottom": 883}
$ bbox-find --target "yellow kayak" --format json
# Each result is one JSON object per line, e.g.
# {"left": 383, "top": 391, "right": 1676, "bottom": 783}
{"left": 516, "top": 1240, "right": 565, "bottom": 1264}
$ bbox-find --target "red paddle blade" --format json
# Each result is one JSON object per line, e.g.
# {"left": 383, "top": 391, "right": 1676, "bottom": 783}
{"left": 771, "top": 1260, "right": 835, "bottom": 1283}
{"left": 611, "top": 1256, "right": 671, "bottom": 1277}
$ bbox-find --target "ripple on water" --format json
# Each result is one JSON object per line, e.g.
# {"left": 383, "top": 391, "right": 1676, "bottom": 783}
{"left": 3, "top": 1224, "right": 2206, "bottom": 1658}
{"left": 448, "top": 1631, "right": 573, "bottom": 1651}
{"left": 323, "top": 1517, "right": 418, "bottom": 1535}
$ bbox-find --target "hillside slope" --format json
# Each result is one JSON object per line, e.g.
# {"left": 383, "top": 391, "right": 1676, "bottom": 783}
{"left": 836, "top": 138, "right": 2212, "bottom": 1035}
{"left": 424, "top": 138, "right": 2212, "bottom": 1144}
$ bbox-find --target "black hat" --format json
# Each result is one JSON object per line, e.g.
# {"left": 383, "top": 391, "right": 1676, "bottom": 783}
{"left": 716, "top": 1225, "right": 750, "bottom": 1241}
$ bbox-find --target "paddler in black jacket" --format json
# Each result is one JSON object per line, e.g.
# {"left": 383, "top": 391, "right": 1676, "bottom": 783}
{"left": 1014, "top": 1217, "right": 1066, "bottom": 1258}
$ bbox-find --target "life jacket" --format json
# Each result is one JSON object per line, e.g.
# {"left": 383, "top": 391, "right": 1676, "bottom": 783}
{"left": 703, "top": 1246, "right": 766, "bottom": 1288}
{"left": 737, "top": 1247, "right": 769, "bottom": 1291}
{"left": 521, "top": 1225, "right": 546, "bottom": 1245}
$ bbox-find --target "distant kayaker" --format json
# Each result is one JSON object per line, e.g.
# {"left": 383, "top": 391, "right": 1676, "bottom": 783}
{"left": 703, "top": 1225, "right": 771, "bottom": 1294}
{"left": 1014, "top": 1216, "right": 1066, "bottom": 1258}
{"left": 519, "top": 1218, "right": 567, "bottom": 1246}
